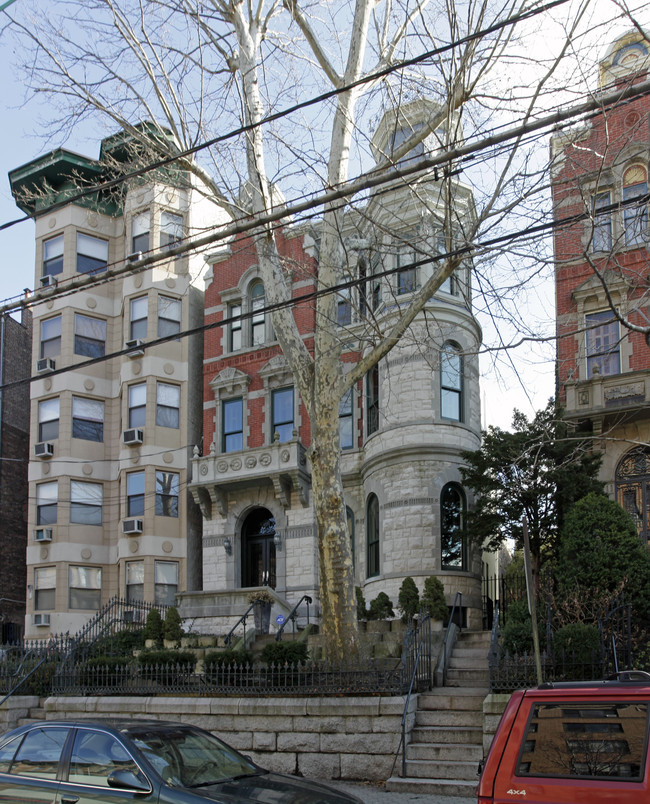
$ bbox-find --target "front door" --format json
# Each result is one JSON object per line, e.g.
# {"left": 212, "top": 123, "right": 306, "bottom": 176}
{"left": 242, "top": 508, "right": 276, "bottom": 588}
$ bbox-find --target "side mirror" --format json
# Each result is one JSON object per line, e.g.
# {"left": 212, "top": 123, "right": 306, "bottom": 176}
{"left": 107, "top": 769, "right": 151, "bottom": 792}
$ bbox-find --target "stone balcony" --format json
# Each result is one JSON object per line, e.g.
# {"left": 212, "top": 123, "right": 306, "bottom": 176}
{"left": 564, "top": 369, "right": 650, "bottom": 430}
{"left": 189, "top": 434, "right": 311, "bottom": 518}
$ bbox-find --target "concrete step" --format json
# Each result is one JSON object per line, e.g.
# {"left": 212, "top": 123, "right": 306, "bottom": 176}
{"left": 409, "top": 725, "right": 483, "bottom": 745}
{"left": 448, "top": 654, "right": 488, "bottom": 669}
{"left": 457, "top": 632, "right": 491, "bottom": 647}
{"left": 451, "top": 647, "right": 488, "bottom": 660}
{"left": 417, "top": 690, "right": 486, "bottom": 711}
{"left": 403, "top": 758, "right": 480, "bottom": 780}
{"left": 407, "top": 741, "right": 483, "bottom": 761}
{"left": 386, "top": 776, "right": 478, "bottom": 798}
{"left": 415, "top": 708, "right": 483, "bottom": 728}
{"left": 446, "top": 668, "right": 490, "bottom": 685}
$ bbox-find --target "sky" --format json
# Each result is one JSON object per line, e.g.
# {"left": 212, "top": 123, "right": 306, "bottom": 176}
{"left": 0, "top": 0, "right": 642, "bottom": 431}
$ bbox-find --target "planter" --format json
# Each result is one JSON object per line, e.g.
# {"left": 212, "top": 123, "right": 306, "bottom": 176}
{"left": 253, "top": 602, "right": 272, "bottom": 634}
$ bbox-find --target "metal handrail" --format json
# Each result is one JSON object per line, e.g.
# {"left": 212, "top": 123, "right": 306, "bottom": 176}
{"left": 438, "top": 591, "right": 462, "bottom": 686}
{"left": 224, "top": 603, "right": 255, "bottom": 646}
{"left": 275, "top": 595, "right": 312, "bottom": 641}
{"left": 0, "top": 649, "right": 48, "bottom": 707}
{"left": 488, "top": 600, "right": 500, "bottom": 690}
{"left": 391, "top": 612, "right": 431, "bottom": 779}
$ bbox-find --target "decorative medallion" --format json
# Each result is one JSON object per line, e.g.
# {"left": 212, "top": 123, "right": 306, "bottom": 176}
{"left": 260, "top": 453, "right": 272, "bottom": 466}
{"left": 162, "top": 541, "right": 173, "bottom": 553}
{"left": 134, "top": 276, "right": 143, "bottom": 289}
{"left": 40, "top": 547, "right": 49, "bottom": 560}
{"left": 245, "top": 456, "right": 257, "bottom": 468}
{"left": 165, "top": 278, "right": 176, "bottom": 288}
{"left": 129, "top": 540, "right": 139, "bottom": 553}
{"left": 42, "top": 464, "right": 50, "bottom": 475}
{"left": 46, "top": 300, "right": 54, "bottom": 309}
{"left": 84, "top": 379, "right": 95, "bottom": 391}
{"left": 133, "top": 363, "right": 142, "bottom": 375}
{"left": 200, "top": 464, "right": 209, "bottom": 475}
{"left": 217, "top": 461, "right": 228, "bottom": 473}
{"left": 86, "top": 298, "right": 97, "bottom": 309}
{"left": 48, "top": 218, "right": 57, "bottom": 229}
{"left": 163, "top": 452, "right": 173, "bottom": 464}
{"left": 82, "top": 464, "right": 93, "bottom": 476}
{"left": 131, "top": 455, "right": 140, "bottom": 465}
{"left": 44, "top": 378, "right": 52, "bottom": 392}
{"left": 230, "top": 458, "right": 242, "bottom": 471}
{"left": 87, "top": 211, "right": 99, "bottom": 228}
{"left": 625, "top": 111, "right": 641, "bottom": 128}
{"left": 281, "top": 449, "right": 290, "bottom": 462}
{"left": 163, "top": 363, "right": 174, "bottom": 375}
{"left": 81, "top": 548, "right": 92, "bottom": 560}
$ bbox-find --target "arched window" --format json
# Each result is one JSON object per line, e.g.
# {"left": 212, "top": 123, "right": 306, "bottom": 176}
{"left": 616, "top": 446, "right": 650, "bottom": 544}
{"left": 346, "top": 507, "right": 355, "bottom": 569}
{"left": 250, "top": 281, "right": 266, "bottom": 346}
{"left": 441, "top": 483, "right": 466, "bottom": 570}
{"left": 623, "top": 165, "right": 648, "bottom": 246}
{"left": 366, "top": 494, "right": 379, "bottom": 578}
{"left": 441, "top": 342, "right": 463, "bottom": 421}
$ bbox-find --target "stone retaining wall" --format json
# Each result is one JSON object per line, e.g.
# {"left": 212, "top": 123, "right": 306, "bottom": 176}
{"left": 42, "top": 694, "right": 415, "bottom": 780}
{"left": 482, "top": 693, "right": 511, "bottom": 755}
{"left": 0, "top": 696, "right": 39, "bottom": 733}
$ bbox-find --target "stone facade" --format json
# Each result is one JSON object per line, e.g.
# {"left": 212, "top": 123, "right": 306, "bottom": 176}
{"left": 184, "top": 100, "right": 484, "bottom": 632}
{"left": 552, "top": 33, "right": 650, "bottom": 542}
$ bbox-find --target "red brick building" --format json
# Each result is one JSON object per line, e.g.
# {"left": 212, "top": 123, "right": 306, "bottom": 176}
{"left": 552, "top": 32, "right": 650, "bottom": 543}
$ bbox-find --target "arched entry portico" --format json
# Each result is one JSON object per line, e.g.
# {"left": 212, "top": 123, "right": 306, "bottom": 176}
{"left": 241, "top": 508, "right": 276, "bottom": 588}
{"left": 616, "top": 445, "right": 650, "bottom": 544}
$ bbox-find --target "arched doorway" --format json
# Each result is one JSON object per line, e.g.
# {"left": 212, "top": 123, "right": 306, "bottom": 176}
{"left": 616, "top": 446, "right": 650, "bottom": 544}
{"left": 241, "top": 508, "right": 276, "bottom": 588}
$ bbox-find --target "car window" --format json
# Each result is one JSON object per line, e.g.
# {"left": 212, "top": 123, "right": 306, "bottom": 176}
{"left": 68, "top": 729, "right": 144, "bottom": 787}
{"left": 9, "top": 727, "right": 69, "bottom": 780}
{"left": 0, "top": 736, "right": 22, "bottom": 773}
{"left": 516, "top": 701, "right": 649, "bottom": 780}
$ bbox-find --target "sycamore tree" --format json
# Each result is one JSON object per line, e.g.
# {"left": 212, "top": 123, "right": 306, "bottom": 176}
{"left": 460, "top": 401, "right": 603, "bottom": 582}
{"left": 4, "top": 0, "right": 634, "bottom": 659}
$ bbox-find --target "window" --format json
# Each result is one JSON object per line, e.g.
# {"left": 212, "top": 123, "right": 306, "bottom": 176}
{"left": 155, "top": 471, "right": 179, "bottom": 517}
{"left": 160, "top": 211, "right": 183, "bottom": 248}
{"left": 76, "top": 233, "right": 108, "bottom": 274}
{"left": 40, "top": 316, "right": 61, "bottom": 359}
{"left": 74, "top": 314, "right": 106, "bottom": 358}
{"left": 70, "top": 481, "right": 103, "bottom": 526}
{"left": 9, "top": 727, "right": 68, "bottom": 777}
{"left": 43, "top": 235, "right": 64, "bottom": 277}
{"left": 158, "top": 295, "right": 181, "bottom": 338}
{"left": 271, "top": 387, "right": 294, "bottom": 442}
{"left": 366, "top": 365, "right": 379, "bottom": 436}
{"left": 223, "top": 398, "right": 243, "bottom": 452}
{"left": 38, "top": 398, "right": 59, "bottom": 441}
{"left": 339, "top": 388, "right": 354, "bottom": 449}
{"left": 337, "top": 288, "right": 352, "bottom": 326}
{"left": 130, "top": 296, "right": 148, "bottom": 340}
{"left": 366, "top": 494, "right": 380, "bottom": 578}
{"left": 370, "top": 254, "right": 382, "bottom": 311}
{"left": 68, "top": 566, "right": 102, "bottom": 609}
{"left": 72, "top": 397, "right": 104, "bottom": 441}
{"left": 126, "top": 561, "right": 144, "bottom": 603}
{"left": 441, "top": 342, "right": 463, "bottom": 421}
{"left": 441, "top": 483, "right": 466, "bottom": 570}
{"left": 251, "top": 281, "right": 266, "bottom": 345}
{"left": 229, "top": 303, "right": 242, "bottom": 351}
{"left": 69, "top": 729, "right": 142, "bottom": 787}
{"left": 397, "top": 245, "right": 416, "bottom": 294}
{"left": 34, "top": 567, "right": 56, "bottom": 610}
{"left": 346, "top": 506, "right": 355, "bottom": 568}
{"left": 389, "top": 124, "right": 425, "bottom": 168}
{"left": 586, "top": 311, "right": 620, "bottom": 378}
{"left": 516, "top": 702, "right": 648, "bottom": 779}
{"left": 131, "top": 210, "right": 149, "bottom": 254}
{"left": 623, "top": 166, "right": 648, "bottom": 246}
{"left": 156, "top": 383, "right": 180, "bottom": 428}
{"left": 155, "top": 561, "right": 178, "bottom": 606}
{"left": 592, "top": 192, "right": 613, "bottom": 252}
{"left": 37, "top": 482, "right": 57, "bottom": 525}
{"left": 128, "top": 383, "right": 146, "bottom": 428}
{"left": 127, "top": 471, "right": 145, "bottom": 517}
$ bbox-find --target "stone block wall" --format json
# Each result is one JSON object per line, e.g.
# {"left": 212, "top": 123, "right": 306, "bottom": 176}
{"left": 482, "top": 692, "right": 511, "bottom": 756}
{"left": 42, "top": 694, "right": 413, "bottom": 780}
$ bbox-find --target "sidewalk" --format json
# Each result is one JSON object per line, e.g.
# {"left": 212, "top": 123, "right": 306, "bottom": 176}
{"left": 319, "top": 779, "right": 476, "bottom": 804}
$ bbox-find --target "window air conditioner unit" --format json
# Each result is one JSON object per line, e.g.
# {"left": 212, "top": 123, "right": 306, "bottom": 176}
{"left": 40, "top": 275, "right": 57, "bottom": 289}
{"left": 127, "top": 251, "right": 142, "bottom": 263}
{"left": 122, "top": 518, "right": 143, "bottom": 535}
{"left": 34, "top": 528, "right": 53, "bottom": 543}
{"left": 36, "top": 358, "right": 56, "bottom": 374}
{"left": 123, "top": 428, "right": 144, "bottom": 445}
{"left": 125, "top": 339, "right": 145, "bottom": 357}
{"left": 34, "top": 442, "right": 54, "bottom": 459}
{"left": 33, "top": 613, "right": 51, "bottom": 627}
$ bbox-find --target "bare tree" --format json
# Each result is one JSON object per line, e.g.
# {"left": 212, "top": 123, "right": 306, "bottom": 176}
{"left": 5, "top": 0, "right": 633, "bottom": 659}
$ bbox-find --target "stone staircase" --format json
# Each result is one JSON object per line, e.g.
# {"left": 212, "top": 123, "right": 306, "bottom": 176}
{"left": 13, "top": 698, "right": 48, "bottom": 729}
{"left": 386, "top": 630, "right": 490, "bottom": 798}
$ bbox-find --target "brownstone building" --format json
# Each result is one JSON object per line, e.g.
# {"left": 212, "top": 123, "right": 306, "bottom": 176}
{"left": 552, "top": 32, "right": 650, "bottom": 543}
{"left": 0, "top": 309, "right": 32, "bottom": 641}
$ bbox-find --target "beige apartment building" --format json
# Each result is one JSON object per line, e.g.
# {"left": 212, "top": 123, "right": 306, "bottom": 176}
{"left": 10, "top": 128, "right": 229, "bottom": 637}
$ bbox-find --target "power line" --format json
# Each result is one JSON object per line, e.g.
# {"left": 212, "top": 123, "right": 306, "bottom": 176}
{"left": 0, "top": 0, "right": 569, "bottom": 236}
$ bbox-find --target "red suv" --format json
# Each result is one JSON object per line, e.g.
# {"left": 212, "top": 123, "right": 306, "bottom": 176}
{"left": 477, "top": 671, "right": 650, "bottom": 803}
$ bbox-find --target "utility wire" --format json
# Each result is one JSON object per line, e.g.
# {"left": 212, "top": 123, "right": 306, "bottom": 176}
{"left": 0, "top": 0, "right": 569, "bottom": 234}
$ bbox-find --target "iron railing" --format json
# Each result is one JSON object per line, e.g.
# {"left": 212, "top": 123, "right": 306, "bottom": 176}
{"left": 224, "top": 604, "right": 256, "bottom": 646}
{"left": 275, "top": 595, "right": 312, "bottom": 641}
